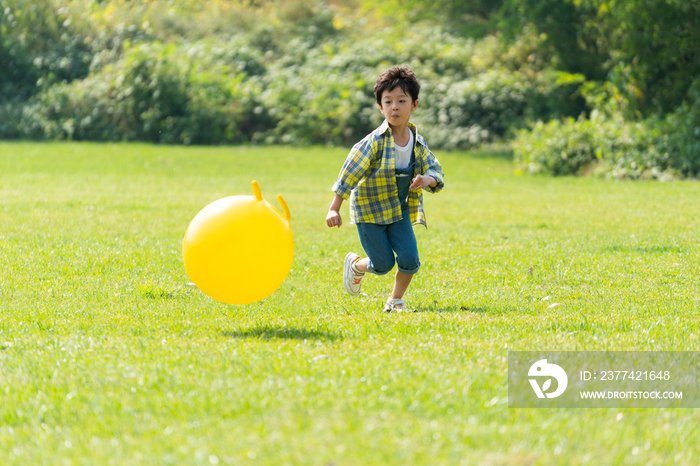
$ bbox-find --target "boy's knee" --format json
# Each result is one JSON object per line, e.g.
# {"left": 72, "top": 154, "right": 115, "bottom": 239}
{"left": 368, "top": 255, "right": 395, "bottom": 275}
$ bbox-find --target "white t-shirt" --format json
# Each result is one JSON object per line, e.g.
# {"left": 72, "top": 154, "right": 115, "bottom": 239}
{"left": 394, "top": 130, "right": 414, "bottom": 169}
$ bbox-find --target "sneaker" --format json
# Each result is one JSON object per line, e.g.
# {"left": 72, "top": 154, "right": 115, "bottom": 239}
{"left": 383, "top": 298, "right": 416, "bottom": 313}
{"left": 343, "top": 252, "right": 365, "bottom": 296}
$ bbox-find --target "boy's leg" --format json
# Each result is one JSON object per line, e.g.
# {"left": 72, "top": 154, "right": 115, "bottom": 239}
{"left": 356, "top": 223, "right": 396, "bottom": 275}
{"left": 353, "top": 258, "right": 370, "bottom": 273}
{"left": 390, "top": 270, "right": 413, "bottom": 300}
{"left": 343, "top": 252, "right": 365, "bottom": 296}
{"left": 386, "top": 210, "right": 420, "bottom": 301}
{"left": 343, "top": 223, "right": 395, "bottom": 296}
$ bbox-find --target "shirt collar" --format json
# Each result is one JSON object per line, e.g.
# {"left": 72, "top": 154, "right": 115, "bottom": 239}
{"left": 379, "top": 120, "right": 420, "bottom": 141}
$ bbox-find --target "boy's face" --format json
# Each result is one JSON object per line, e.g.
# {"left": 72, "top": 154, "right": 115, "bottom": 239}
{"left": 378, "top": 86, "right": 419, "bottom": 129}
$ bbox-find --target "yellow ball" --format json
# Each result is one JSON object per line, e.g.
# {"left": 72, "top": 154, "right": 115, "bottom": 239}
{"left": 182, "top": 181, "right": 294, "bottom": 304}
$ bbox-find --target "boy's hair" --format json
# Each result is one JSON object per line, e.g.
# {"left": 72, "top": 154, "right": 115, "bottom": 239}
{"left": 374, "top": 65, "right": 420, "bottom": 105}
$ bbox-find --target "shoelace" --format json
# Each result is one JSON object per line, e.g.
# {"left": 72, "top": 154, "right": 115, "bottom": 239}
{"left": 352, "top": 277, "right": 363, "bottom": 285}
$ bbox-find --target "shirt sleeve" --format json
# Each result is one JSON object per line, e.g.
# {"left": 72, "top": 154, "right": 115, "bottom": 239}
{"left": 421, "top": 144, "right": 444, "bottom": 194}
{"left": 331, "top": 138, "right": 376, "bottom": 200}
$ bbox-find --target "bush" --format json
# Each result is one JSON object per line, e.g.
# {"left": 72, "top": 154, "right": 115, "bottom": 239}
{"left": 3, "top": 1, "right": 587, "bottom": 149}
{"left": 512, "top": 79, "right": 700, "bottom": 180}
{"left": 662, "top": 79, "right": 700, "bottom": 177}
{"left": 512, "top": 116, "right": 598, "bottom": 176}
{"left": 12, "top": 18, "right": 581, "bottom": 148}
{"left": 237, "top": 23, "right": 583, "bottom": 147}
{"left": 512, "top": 114, "right": 674, "bottom": 179}
{"left": 1, "top": 0, "right": 85, "bottom": 100}
{"left": 0, "top": 99, "right": 23, "bottom": 138}
{"left": 20, "top": 40, "right": 271, "bottom": 144}
{"left": 0, "top": 0, "right": 138, "bottom": 102}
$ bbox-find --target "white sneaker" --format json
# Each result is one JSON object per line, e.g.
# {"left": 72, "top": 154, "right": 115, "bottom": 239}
{"left": 383, "top": 298, "right": 415, "bottom": 313}
{"left": 343, "top": 252, "right": 364, "bottom": 296}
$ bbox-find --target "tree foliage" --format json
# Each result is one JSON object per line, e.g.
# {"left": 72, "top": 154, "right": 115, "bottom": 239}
{"left": 499, "top": 0, "right": 700, "bottom": 116}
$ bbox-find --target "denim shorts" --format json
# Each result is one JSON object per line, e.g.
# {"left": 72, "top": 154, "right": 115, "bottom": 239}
{"left": 356, "top": 208, "right": 420, "bottom": 275}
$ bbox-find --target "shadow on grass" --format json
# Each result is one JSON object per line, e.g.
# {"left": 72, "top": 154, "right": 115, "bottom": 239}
{"left": 603, "top": 245, "right": 681, "bottom": 254}
{"left": 142, "top": 289, "right": 178, "bottom": 299}
{"left": 413, "top": 305, "right": 497, "bottom": 314}
{"left": 222, "top": 326, "right": 343, "bottom": 341}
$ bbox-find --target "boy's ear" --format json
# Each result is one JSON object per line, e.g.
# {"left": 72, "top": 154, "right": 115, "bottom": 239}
{"left": 412, "top": 99, "right": 419, "bottom": 111}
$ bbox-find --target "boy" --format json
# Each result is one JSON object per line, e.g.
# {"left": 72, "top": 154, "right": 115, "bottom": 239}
{"left": 326, "top": 65, "right": 444, "bottom": 312}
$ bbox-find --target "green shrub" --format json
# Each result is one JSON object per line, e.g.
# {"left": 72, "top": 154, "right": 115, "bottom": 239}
{"left": 253, "top": 24, "right": 583, "bottom": 148}
{"left": 15, "top": 18, "right": 579, "bottom": 148}
{"left": 661, "top": 79, "right": 700, "bottom": 177}
{"left": 0, "top": 99, "right": 23, "bottom": 138}
{"left": 0, "top": 0, "right": 158, "bottom": 107}
{"left": 20, "top": 40, "right": 271, "bottom": 144}
{"left": 512, "top": 114, "right": 668, "bottom": 179}
{"left": 512, "top": 116, "right": 598, "bottom": 176}
{"left": 1, "top": 0, "right": 84, "bottom": 100}
{"left": 4, "top": 2, "right": 585, "bottom": 149}
{"left": 512, "top": 95, "right": 700, "bottom": 180}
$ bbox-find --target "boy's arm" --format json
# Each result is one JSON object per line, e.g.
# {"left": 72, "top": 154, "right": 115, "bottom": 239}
{"left": 326, "top": 194, "right": 344, "bottom": 228}
{"left": 331, "top": 138, "right": 376, "bottom": 200}
{"left": 409, "top": 174, "right": 438, "bottom": 190}
{"left": 327, "top": 138, "right": 377, "bottom": 228}
{"left": 419, "top": 145, "right": 444, "bottom": 194}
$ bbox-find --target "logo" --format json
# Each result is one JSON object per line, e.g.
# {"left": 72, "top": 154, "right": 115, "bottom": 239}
{"left": 528, "top": 359, "right": 568, "bottom": 398}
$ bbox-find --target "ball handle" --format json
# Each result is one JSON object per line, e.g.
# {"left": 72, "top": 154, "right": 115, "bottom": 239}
{"left": 277, "top": 195, "right": 291, "bottom": 222}
{"left": 251, "top": 180, "right": 263, "bottom": 201}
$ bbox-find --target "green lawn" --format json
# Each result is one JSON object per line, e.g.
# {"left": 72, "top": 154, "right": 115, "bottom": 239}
{"left": 1, "top": 141, "right": 699, "bottom": 465}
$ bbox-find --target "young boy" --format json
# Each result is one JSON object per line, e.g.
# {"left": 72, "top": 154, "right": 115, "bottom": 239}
{"left": 326, "top": 65, "right": 444, "bottom": 312}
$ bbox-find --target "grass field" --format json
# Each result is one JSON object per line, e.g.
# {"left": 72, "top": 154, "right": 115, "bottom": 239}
{"left": 1, "top": 141, "right": 699, "bottom": 465}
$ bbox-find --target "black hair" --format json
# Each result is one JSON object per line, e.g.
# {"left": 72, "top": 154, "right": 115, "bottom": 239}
{"left": 373, "top": 65, "right": 420, "bottom": 105}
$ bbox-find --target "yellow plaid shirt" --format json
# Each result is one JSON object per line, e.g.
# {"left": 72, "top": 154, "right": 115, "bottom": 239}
{"left": 331, "top": 120, "right": 444, "bottom": 227}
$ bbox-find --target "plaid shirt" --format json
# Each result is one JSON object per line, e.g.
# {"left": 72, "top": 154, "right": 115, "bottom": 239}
{"left": 332, "top": 120, "right": 444, "bottom": 227}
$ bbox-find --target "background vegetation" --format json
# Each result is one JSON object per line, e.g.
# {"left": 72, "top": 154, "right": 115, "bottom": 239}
{"left": 1, "top": 0, "right": 699, "bottom": 178}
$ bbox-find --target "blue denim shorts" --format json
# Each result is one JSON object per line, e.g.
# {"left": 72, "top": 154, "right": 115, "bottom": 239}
{"left": 356, "top": 208, "right": 420, "bottom": 275}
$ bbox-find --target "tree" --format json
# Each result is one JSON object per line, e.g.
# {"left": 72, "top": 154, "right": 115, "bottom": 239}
{"left": 499, "top": 0, "right": 700, "bottom": 115}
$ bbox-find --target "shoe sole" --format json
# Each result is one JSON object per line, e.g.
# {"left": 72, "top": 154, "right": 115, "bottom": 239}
{"left": 343, "top": 253, "right": 360, "bottom": 296}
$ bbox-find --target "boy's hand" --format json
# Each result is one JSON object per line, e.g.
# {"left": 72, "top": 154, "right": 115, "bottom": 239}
{"left": 410, "top": 174, "right": 437, "bottom": 190}
{"left": 326, "top": 209, "right": 342, "bottom": 228}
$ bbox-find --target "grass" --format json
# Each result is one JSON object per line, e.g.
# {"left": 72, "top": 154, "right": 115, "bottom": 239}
{"left": 1, "top": 141, "right": 699, "bottom": 465}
